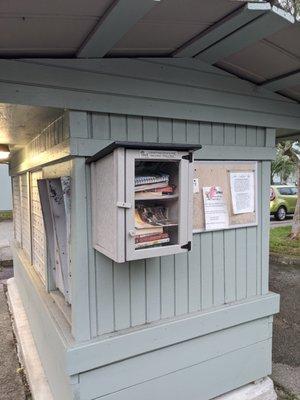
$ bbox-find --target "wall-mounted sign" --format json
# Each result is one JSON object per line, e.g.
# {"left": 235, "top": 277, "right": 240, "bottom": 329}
{"left": 202, "top": 186, "right": 229, "bottom": 230}
{"left": 230, "top": 172, "right": 255, "bottom": 214}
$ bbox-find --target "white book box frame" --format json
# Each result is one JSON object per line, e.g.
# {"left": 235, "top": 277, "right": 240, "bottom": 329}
{"left": 87, "top": 142, "right": 200, "bottom": 263}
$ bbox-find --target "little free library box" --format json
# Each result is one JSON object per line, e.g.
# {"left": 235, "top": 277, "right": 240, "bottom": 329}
{"left": 87, "top": 142, "right": 201, "bottom": 262}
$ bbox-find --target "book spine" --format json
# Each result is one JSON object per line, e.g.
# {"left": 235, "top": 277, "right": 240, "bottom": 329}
{"left": 135, "top": 174, "right": 169, "bottom": 186}
{"left": 135, "top": 238, "right": 170, "bottom": 249}
{"left": 135, "top": 233, "right": 168, "bottom": 244}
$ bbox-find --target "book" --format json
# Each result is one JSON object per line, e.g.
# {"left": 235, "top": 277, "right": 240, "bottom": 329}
{"left": 135, "top": 232, "right": 169, "bottom": 244}
{"left": 135, "top": 186, "right": 175, "bottom": 199}
{"left": 135, "top": 226, "right": 163, "bottom": 236}
{"left": 135, "top": 237, "right": 170, "bottom": 249}
{"left": 135, "top": 205, "right": 170, "bottom": 227}
{"left": 135, "top": 209, "right": 158, "bottom": 229}
{"left": 135, "top": 181, "right": 169, "bottom": 192}
{"left": 135, "top": 173, "right": 169, "bottom": 186}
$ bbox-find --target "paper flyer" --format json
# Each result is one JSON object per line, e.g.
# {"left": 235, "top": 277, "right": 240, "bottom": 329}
{"left": 202, "top": 186, "right": 229, "bottom": 230}
{"left": 230, "top": 171, "right": 254, "bottom": 214}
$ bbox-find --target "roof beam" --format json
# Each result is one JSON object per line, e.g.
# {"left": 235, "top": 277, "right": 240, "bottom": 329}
{"left": 77, "top": 0, "right": 160, "bottom": 58}
{"left": 173, "top": 2, "right": 271, "bottom": 58}
{"left": 196, "top": 5, "right": 294, "bottom": 64}
{"left": 259, "top": 69, "right": 300, "bottom": 91}
{"left": 175, "top": 4, "right": 294, "bottom": 64}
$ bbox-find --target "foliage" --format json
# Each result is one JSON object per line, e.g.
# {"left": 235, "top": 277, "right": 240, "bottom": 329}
{"left": 271, "top": 141, "right": 297, "bottom": 184}
{"left": 0, "top": 210, "right": 13, "bottom": 221}
{"left": 271, "top": 141, "right": 300, "bottom": 240}
{"left": 270, "top": 226, "right": 300, "bottom": 257}
{"left": 273, "top": 0, "right": 300, "bottom": 19}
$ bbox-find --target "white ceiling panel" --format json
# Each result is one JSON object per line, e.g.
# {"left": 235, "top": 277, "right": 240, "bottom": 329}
{"left": 266, "top": 22, "right": 300, "bottom": 59}
{"left": 110, "top": 0, "right": 241, "bottom": 55}
{"left": 219, "top": 40, "right": 300, "bottom": 82}
{"left": 279, "top": 88, "right": 300, "bottom": 102}
{"left": 0, "top": 0, "right": 113, "bottom": 17}
{"left": 0, "top": 104, "right": 62, "bottom": 149}
{"left": 0, "top": 16, "right": 97, "bottom": 56}
{"left": 109, "top": 21, "right": 212, "bottom": 56}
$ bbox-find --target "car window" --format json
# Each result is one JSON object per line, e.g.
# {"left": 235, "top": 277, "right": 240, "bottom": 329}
{"left": 290, "top": 187, "right": 298, "bottom": 195}
{"left": 278, "top": 187, "right": 292, "bottom": 195}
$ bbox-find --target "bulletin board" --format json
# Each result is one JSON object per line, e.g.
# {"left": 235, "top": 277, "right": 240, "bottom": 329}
{"left": 193, "top": 161, "right": 257, "bottom": 232}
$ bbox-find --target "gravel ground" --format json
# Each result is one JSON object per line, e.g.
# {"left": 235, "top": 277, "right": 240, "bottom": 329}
{"left": 0, "top": 284, "right": 28, "bottom": 400}
{"left": 270, "top": 262, "right": 300, "bottom": 399}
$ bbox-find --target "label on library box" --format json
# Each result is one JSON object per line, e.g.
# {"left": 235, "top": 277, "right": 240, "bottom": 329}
{"left": 140, "top": 150, "right": 180, "bottom": 159}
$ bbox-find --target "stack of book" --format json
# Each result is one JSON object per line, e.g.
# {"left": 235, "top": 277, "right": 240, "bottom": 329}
{"left": 135, "top": 205, "right": 171, "bottom": 249}
{"left": 135, "top": 173, "right": 175, "bottom": 198}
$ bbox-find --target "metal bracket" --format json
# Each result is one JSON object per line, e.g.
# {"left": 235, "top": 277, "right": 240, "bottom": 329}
{"left": 182, "top": 152, "right": 194, "bottom": 163}
{"left": 182, "top": 146, "right": 202, "bottom": 163}
{"left": 117, "top": 201, "right": 132, "bottom": 209}
{"left": 181, "top": 241, "right": 192, "bottom": 251}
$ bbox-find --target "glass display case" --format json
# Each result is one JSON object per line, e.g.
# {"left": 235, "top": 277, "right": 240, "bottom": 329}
{"left": 88, "top": 142, "right": 200, "bottom": 263}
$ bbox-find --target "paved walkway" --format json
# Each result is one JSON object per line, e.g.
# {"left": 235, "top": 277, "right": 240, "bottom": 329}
{"left": 270, "top": 262, "right": 300, "bottom": 399}
{"left": 270, "top": 215, "right": 293, "bottom": 228}
{"left": 0, "top": 283, "right": 28, "bottom": 400}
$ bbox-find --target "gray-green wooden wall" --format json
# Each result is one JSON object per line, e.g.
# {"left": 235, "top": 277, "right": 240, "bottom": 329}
{"left": 83, "top": 113, "right": 271, "bottom": 337}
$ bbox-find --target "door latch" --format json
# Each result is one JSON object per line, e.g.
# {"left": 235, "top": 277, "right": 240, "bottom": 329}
{"left": 117, "top": 201, "right": 132, "bottom": 209}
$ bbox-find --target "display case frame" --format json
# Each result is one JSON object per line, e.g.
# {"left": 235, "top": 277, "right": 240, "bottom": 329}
{"left": 87, "top": 142, "right": 200, "bottom": 263}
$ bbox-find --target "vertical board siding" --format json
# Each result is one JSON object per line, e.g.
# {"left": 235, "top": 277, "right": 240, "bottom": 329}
{"left": 160, "top": 255, "right": 175, "bottom": 318}
{"left": 89, "top": 113, "right": 266, "bottom": 336}
{"left": 95, "top": 253, "right": 114, "bottom": 334}
{"left": 261, "top": 162, "right": 271, "bottom": 294}
{"left": 146, "top": 258, "right": 161, "bottom": 322}
{"left": 30, "top": 170, "right": 46, "bottom": 283}
{"left": 256, "top": 162, "right": 262, "bottom": 296}
{"left": 130, "top": 260, "right": 146, "bottom": 326}
{"left": 12, "top": 176, "right": 22, "bottom": 245}
{"left": 20, "top": 173, "right": 31, "bottom": 260}
{"left": 10, "top": 113, "right": 68, "bottom": 176}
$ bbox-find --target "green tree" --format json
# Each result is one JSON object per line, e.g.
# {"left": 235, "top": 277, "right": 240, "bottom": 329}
{"left": 272, "top": 141, "right": 300, "bottom": 239}
{"left": 289, "top": 142, "right": 300, "bottom": 239}
{"left": 271, "top": 141, "right": 297, "bottom": 184}
{"left": 273, "top": 0, "right": 300, "bottom": 19}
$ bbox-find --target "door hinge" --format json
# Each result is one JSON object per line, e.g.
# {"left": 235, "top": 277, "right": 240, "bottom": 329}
{"left": 182, "top": 152, "right": 194, "bottom": 163}
{"left": 181, "top": 241, "right": 191, "bottom": 251}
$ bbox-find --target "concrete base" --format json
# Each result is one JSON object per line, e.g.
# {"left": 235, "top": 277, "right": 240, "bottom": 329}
{"left": 7, "top": 278, "right": 54, "bottom": 400}
{"left": 7, "top": 276, "right": 277, "bottom": 400}
{"left": 214, "top": 377, "right": 277, "bottom": 400}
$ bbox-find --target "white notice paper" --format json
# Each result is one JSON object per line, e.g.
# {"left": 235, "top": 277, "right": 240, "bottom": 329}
{"left": 230, "top": 171, "right": 254, "bottom": 214}
{"left": 203, "top": 186, "right": 229, "bottom": 230}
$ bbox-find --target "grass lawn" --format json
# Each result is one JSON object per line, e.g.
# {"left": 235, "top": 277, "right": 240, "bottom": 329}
{"left": 0, "top": 210, "right": 13, "bottom": 221}
{"left": 270, "top": 226, "right": 300, "bottom": 257}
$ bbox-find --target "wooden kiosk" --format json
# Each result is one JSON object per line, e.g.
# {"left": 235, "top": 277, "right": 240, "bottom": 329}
{"left": 3, "top": 1, "right": 299, "bottom": 400}
{"left": 10, "top": 110, "right": 279, "bottom": 400}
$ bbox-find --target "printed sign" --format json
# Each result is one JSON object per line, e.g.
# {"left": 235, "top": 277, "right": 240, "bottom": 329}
{"left": 202, "top": 186, "right": 229, "bottom": 230}
{"left": 230, "top": 171, "right": 254, "bottom": 214}
{"left": 140, "top": 150, "right": 180, "bottom": 159}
